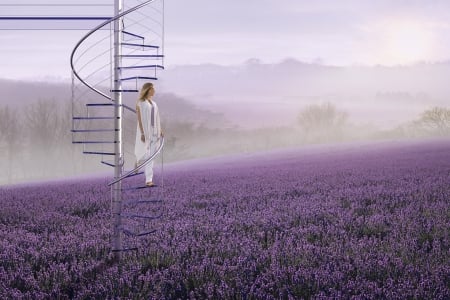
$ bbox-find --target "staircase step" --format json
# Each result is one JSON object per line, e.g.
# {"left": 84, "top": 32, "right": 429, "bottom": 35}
{"left": 86, "top": 103, "right": 116, "bottom": 107}
{"left": 118, "top": 64, "right": 164, "bottom": 70}
{"left": 122, "top": 171, "right": 144, "bottom": 178}
{"left": 73, "top": 116, "right": 119, "bottom": 120}
{"left": 121, "top": 213, "right": 162, "bottom": 220}
{"left": 101, "top": 160, "right": 116, "bottom": 167}
{"left": 108, "top": 127, "right": 165, "bottom": 186}
{"left": 122, "top": 185, "right": 147, "bottom": 191}
{"left": 120, "top": 54, "right": 164, "bottom": 58}
{"left": 118, "top": 76, "right": 157, "bottom": 82}
{"left": 122, "top": 227, "right": 156, "bottom": 237}
{"left": 83, "top": 151, "right": 115, "bottom": 156}
{"left": 110, "top": 89, "right": 139, "bottom": 93}
{"left": 121, "top": 42, "right": 159, "bottom": 49}
{"left": 122, "top": 30, "right": 144, "bottom": 40}
{"left": 134, "top": 230, "right": 157, "bottom": 237}
{"left": 71, "top": 129, "right": 118, "bottom": 133}
{"left": 73, "top": 141, "right": 117, "bottom": 144}
{"left": 111, "top": 247, "right": 138, "bottom": 252}
{"left": 123, "top": 199, "right": 163, "bottom": 206}
{"left": 122, "top": 184, "right": 158, "bottom": 191}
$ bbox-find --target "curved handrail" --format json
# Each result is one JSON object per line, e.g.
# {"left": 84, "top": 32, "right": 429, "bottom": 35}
{"left": 70, "top": 0, "right": 156, "bottom": 112}
{"left": 72, "top": 0, "right": 164, "bottom": 186}
{"left": 108, "top": 135, "right": 164, "bottom": 186}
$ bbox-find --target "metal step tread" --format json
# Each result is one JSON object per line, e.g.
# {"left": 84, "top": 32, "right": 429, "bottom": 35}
{"left": 122, "top": 30, "right": 144, "bottom": 40}
{"left": 83, "top": 151, "right": 115, "bottom": 156}
{"left": 101, "top": 160, "right": 116, "bottom": 167}
{"left": 121, "top": 42, "right": 159, "bottom": 49}
{"left": 73, "top": 141, "right": 117, "bottom": 144}
{"left": 73, "top": 116, "right": 119, "bottom": 120}
{"left": 120, "top": 54, "right": 164, "bottom": 58}
{"left": 110, "top": 89, "right": 139, "bottom": 92}
{"left": 1, "top": 16, "right": 112, "bottom": 21}
{"left": 72, "top": 129, "right": 118, "bottom": 133}
{"left": 122, "top": 227, "right": 157, "bottom": 237}
{"left": 118, "top": 64, "right": 164, "bottom": 70}
{"left": 121, "top": 213, "right": 162, "bottom": 220}
{"left": 123, "top": 199, "right": 163, "bottom": 206}
{"left": 122, "top": 185, "right": 148, "bottom": 191}
{"left": 119, "top": 76, "right": 157, "bottom": 81}
{"left": 111, "top": 247, "right": 138, "bottom": 252}
{"left": 121, "top": 171, "right": 144, "bottom": 178}
{"left": 122, "top": 184, "right": 158, "bottom": 191}
{"left": 86, "top": 103, "right": 116, "bottom": 107}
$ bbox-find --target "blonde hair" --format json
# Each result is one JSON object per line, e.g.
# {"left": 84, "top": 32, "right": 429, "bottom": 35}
{"left": 138, "top": 82, "right": 154, "bottom": 101}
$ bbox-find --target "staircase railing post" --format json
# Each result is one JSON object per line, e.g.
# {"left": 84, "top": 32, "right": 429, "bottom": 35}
{"left": 111, "top": 0, "right": 124, "bottom": 258}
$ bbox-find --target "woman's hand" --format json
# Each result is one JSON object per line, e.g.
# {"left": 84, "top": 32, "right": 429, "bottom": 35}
{"left": 160, "top": 130, "right": 164, "bottom": 137}
{"left": 141, "top": 134, "right": 145, "bottom": 142}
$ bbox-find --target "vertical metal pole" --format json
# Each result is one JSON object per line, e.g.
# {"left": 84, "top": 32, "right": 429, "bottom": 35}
{"left": 162, "top": 0, "right": 165, "bottom": 64}
{"left": 112, "top": 0, "right": 123, "bottom": 257}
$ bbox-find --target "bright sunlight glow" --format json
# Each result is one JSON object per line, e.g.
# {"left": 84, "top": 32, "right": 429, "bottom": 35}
{"left": 377, "top": 20, "right": 434, "bottom": 65}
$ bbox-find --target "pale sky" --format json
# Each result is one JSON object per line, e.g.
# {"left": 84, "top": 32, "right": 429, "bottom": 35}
{"left": 1, "top": 0, "right": 450, "bottom": 80}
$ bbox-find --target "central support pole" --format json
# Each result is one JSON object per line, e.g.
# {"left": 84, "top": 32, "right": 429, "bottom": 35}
{"left": 112, "top": 0, "right": 124, "bottom": 257}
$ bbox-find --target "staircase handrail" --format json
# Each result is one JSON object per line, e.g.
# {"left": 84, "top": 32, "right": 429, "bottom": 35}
{"left": 70, "top": 0, "right": 156, "bottom": 113}
{"left": 108, "top": 135, "right": 164, "bottom": 186}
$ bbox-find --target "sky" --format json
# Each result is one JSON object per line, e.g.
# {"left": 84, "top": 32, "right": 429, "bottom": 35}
{"left": 1, "top": 0, "right": 450, "bottom": 80}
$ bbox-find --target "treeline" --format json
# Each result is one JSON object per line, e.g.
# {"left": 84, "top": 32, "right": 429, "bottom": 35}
{"left": 0, "top": 99, "right": 84, "bottom": 184}
{"left": 0, "top": 93, "right": 230, "bottom": 184}
{"left": 295, "top": 103, "right": 450, "bottom": 143}
{"left": 1, "top": 99, "right": 449, "bottom": 185}
{"left": 151, "top": 103, "right": 450, "bottom": 164}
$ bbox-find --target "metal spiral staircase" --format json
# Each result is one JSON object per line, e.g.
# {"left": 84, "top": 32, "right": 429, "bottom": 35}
{"left": 70, "top": 0, "right": 165, "bottom": 254}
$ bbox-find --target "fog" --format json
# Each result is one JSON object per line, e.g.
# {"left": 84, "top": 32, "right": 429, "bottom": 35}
{"left": 1, "top": 59, "right": 449, "bottom": 185}
{"left": 157, "top": 59, "right": 450, "bottom": 129}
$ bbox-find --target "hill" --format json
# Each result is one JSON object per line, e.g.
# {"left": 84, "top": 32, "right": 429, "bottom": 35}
{"left": 158, "top": 59, "right": 450, "bottom": 127}
{"left": 0, "top": 78, "right": 226, "bottom": 126}
{"left": 3, "top": 59, "right": 450, "bottom": 128}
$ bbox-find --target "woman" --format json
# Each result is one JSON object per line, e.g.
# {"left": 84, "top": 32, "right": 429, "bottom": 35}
{"left": 135, "top": 82, "right": 163, "bottom": 187}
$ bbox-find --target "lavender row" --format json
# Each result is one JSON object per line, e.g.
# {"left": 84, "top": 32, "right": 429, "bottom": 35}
{"left": 1, "top": 139, "right": 449, "bottom": 299}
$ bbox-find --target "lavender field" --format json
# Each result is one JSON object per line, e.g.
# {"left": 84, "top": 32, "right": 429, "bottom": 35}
{"left": 1, "top": 139, "right": 449, "bottom": 299}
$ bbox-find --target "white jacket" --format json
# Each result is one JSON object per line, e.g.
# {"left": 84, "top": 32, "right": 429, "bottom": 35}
{"left": 135, "top": 100, "right": 161, "bottom": 161}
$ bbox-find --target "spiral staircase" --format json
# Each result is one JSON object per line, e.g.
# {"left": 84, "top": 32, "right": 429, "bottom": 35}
{"left": 70, "top": 0, "right": 165, "bottom": 254}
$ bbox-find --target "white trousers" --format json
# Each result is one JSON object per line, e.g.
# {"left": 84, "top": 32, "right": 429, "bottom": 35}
{"left": 138, "top": 140, "right": 157, "bottom": 183}
{"left": 144, "top": 160, "right": 154, "bottom": 183}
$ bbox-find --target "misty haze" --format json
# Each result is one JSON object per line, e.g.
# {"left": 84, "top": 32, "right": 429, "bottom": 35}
{"left": 1, "top": 59, "right": 449, "bottom": 185}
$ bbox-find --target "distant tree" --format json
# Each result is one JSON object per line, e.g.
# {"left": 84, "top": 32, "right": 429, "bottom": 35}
{"left": 0, "top": 106, "right": 22, "bottom": 182}
{"left": 297, "top": 102, "right": 348, "bottom": 143}
{"left": 417, "top": 106, "right": 450, "bottom": 136}
{"left": 163, "top": 121, "right": 194, "bottom": 160}
{"left": 55, "top": 100, "right": 72, "bottom": 145}
{"left": 54, "top": 100, "right": 80, "bottom": 176}
{"left": 26, "top": 99, "right": 61, "bottom": 147}
{"left": 25, "top": 99, "right": 60, "bottom": 176}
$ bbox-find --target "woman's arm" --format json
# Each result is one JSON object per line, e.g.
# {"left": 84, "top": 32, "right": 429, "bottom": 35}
{"left": 156, "top": 104, "right": 163, "bottom": 137}
{"left": 136, "top": 105, "right": 145, "bottom": 142}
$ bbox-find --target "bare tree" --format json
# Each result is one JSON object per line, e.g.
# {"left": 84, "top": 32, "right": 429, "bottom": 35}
{"left": 25, "top": 98, "right": 61, "bottom": 177}
{"left": 0, "top": 106, "right": 22, "bottom": 183}
{"left": 297, "top": 102, "right": 348, "bottom": 143}
{"left": 53, "top": 99, "right": 79, "bottom": 176}
{"left": 418, "top": 106, "right": 450, "bottom": 136}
